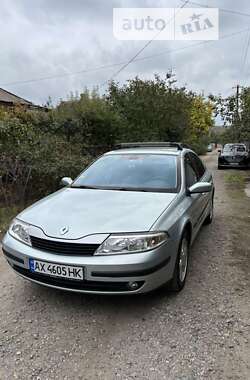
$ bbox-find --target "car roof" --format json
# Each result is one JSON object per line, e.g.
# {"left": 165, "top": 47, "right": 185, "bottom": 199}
{"left": 225, "top": 143, "right": 246, "bottom": 146}
{"left": 106, "top": 147, "right": 189, "bottom": 156}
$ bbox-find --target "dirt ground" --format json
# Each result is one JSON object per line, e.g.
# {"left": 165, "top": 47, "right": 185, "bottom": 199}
{"left": 0, "top": 151, "right": 249, "bottom": 380}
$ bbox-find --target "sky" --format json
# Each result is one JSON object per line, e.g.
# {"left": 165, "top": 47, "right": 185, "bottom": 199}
{"left": 1, "top": 0, "right": 250, "bottom": 106}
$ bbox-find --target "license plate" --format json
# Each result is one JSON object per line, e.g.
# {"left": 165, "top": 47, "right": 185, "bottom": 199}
{"left": 29, "top": 259, "right": 84, "bottom": 280}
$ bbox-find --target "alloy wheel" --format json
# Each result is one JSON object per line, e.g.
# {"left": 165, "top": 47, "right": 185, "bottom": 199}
{"left": 179, "top": 238, "right": 188, "bottom": 283}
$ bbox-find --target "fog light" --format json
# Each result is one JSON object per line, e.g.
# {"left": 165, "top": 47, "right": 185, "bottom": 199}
{"left": 128, "top": 281, "right": 139, "bottom": 290}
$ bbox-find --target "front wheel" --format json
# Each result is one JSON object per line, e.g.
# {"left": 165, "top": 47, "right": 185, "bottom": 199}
{"left": 169, "top": 232, "right": 190, "bottom": 292}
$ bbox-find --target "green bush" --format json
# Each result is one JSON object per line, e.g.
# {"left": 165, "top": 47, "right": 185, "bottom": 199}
{"left": 0, "top": 78, "right": 214, "bottom": 206}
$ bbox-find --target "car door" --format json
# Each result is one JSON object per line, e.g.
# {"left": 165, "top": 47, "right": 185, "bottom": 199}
{"left": 184, "top": 153, "right": 205, "bottom": 237}
{"left": 189, "top": 152, "right": 211, "bottom": 231}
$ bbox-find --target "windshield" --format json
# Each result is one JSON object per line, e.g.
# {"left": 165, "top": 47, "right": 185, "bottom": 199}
{"left": 223, "top": 144, "right": 246, "bottom": 153}
{"left": 223, "top": 144, "right": 234, "bottom": 152}
{"left": 72, "top": 154, "right": 178, "bottom": 192}
{"left": 236, "top": 145, "right": 246, "bottom": 152}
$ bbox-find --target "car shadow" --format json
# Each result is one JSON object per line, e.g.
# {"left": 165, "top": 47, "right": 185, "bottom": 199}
{"left": 20, "top": 274, "right": 179, "bottom": 317}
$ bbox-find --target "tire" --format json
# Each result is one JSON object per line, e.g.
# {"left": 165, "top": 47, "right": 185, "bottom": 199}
{"left": 169, "top": 231, "right": 190, "bottom": 292}
{"left": 218, "top": 165, "right": 222, "bottom": 170}
{"left": 204, "top": 198, "right": 214, "bottom": 225}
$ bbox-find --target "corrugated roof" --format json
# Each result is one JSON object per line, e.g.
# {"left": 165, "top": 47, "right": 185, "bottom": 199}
{"left": 0, "top": 88, "right": 33, "bottom": 105}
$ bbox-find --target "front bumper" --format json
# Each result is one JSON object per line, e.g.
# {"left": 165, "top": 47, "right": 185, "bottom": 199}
{"left": 218, "top": 156, "right": 249, "bottom": 168}
{"left": 2, "top": 232, "right": 176, "bottom": 294}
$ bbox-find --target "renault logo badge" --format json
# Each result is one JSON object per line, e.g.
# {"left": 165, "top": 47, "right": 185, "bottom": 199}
{"left": 60, "top": 226, "right": 69, "bottom": 235}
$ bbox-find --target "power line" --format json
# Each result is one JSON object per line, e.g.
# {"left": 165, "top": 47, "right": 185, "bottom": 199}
{"left": 181, "top": 0, "right": 250, "bottom": 18}
{"left": 1, "top": 27, "right": 249, "bottom": 88}
{"left": 132, "top": 28, "right": 250, "bottom": 65}
{"left": 1, "top": 0, "right": 189, "bottom": 88}
{"left": 0, "top": 62, "right": 124, "bottom": 87}
{"left": 100, "top": 0, "right": 190, "bottom": 87}
{"left": 98, "top": 27, "right": 250, "bottom": 89}
{"left": 240, "top": 27, "right": 250, "bottom": 80}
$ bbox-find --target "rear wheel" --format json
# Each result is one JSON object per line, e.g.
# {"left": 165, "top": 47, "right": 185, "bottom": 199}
{"left": 204, "top": 198, "right": 214, "bottom": 225}
{"left": 169, "top": 232, "right": 190, "bottom": 292}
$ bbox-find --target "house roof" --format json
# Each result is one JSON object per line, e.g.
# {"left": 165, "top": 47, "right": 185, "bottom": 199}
{"left": 0, "top": 87, "right": 33, "bottom": 106}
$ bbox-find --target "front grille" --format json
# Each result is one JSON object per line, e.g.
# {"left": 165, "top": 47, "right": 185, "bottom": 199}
{"left": 30, "top": 236, "right": 100, "bottom": 256}
{"left": 226, "top": 155, "right": 245, "bottom": 163}
{"left": 13, "top": 265, "right": 144, "bottom": 292}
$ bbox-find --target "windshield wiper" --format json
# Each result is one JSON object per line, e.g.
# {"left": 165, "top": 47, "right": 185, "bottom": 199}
{"left": 71, "top": 185, "right": 101, "bottom": 189}
{"left": 71, "top": 185, "right": 150, "bottom": 192}
{"left": 109, "top": 187, "right": 149, "bottom": 192}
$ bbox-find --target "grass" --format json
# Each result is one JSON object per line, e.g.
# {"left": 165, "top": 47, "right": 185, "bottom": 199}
{"left": 224, "top": 173, "right": 245, "bottom": 186}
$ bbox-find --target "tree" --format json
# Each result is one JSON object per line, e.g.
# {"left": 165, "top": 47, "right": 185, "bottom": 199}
{"left": 238, "top": 87, "right": 250, "bottom": 141}
{"left": 209, "top": 87, "right": 250, "bottom": 143}
{"left": 107, "top": 75, "right": 193, "bottom": 142}
{"left": 53, "top": 90, "right": 120, "bottom": 148}
{"left": 186, "top": 96, "right": 214, "bottom": 152}
{"left": 107, "top": 75, "right": 213, "bottom": 153}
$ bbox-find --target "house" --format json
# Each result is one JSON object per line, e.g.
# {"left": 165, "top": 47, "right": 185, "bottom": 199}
{"left": 0, "top": 88, "right": 41, "bottom": 110}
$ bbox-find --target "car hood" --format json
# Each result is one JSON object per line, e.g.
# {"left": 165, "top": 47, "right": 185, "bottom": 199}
{"left": 18, "top": 188, "right": 177, "bottom": 239}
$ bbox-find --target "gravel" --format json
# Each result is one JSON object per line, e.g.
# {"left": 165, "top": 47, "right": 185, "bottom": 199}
{"left": 0, "top": 152, "right": 249, "bottom": 380}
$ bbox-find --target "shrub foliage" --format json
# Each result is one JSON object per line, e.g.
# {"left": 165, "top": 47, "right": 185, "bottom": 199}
{"left": 0, "top": 76, "right": 214, "bottom": 205}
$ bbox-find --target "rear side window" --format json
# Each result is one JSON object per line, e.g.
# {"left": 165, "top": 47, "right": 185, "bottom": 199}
{"left": 185, "top": 155, "right": 198, "bottom": 188}
{"left": 189, "top": 153, "right": 205, "bottom": 180}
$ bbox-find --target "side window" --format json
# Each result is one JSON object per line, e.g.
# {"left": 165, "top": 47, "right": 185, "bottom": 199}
{"left": 189, "top": 153, "right": 205, "bottom": 180}
{"left": 185, "top": 155, "right": 198, "bottom": 188}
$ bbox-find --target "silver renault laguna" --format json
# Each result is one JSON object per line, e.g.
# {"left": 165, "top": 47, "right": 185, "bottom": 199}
{"left": 2, "top": 142, "right": 214, "bottom": 294}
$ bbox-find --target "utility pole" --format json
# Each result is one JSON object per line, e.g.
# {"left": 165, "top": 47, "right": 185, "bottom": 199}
{"left": 236, "top": 84, "right": 240, "bottom": 117}
{"left": 232, "top": 84, "right": 240, "bottom": 116}
{"left": 232, "top": 84, "right": 241, "bottom": 141}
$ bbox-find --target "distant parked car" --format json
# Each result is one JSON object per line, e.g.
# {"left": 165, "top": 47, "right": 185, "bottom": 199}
{"left": 218, "top": 143, "right": 250, "bottom": 169}
{"left": 2, "top": 142, "right": 214, "bottom": 295}
{"left": 207, "top": 144, "right": 213, "bottom": 152}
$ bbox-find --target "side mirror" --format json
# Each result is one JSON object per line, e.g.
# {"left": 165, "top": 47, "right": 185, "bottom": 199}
{"left": 218, "top": 149, "right": 221, "bottom": 153}
{"left": 60, "top": 177, "right": 73, "bottom": 186}
{"left": 188, "top": 182, "right": 212, "bottom": 195}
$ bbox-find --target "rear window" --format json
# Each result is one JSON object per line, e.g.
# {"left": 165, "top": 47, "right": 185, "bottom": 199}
{"left": 223, "top": 144, "right": 234, "bottom": 152}
{"left": 72, "top": 154, "right": 178, "bottom": 192}
{"left": 223, "top": 144, "right": 246, "bottom": 153}
{"left": 236, "top": 146, "right": 246, "bottom": 152}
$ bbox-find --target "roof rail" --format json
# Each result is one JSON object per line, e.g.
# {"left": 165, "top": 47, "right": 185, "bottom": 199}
{"left": 115, "top": 142, "right": 189, "bottom": 151}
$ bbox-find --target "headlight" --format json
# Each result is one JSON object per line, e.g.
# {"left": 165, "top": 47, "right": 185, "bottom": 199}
{"left": 8, "top": 219, "right": 31, "bottom": 246}
{"left": 95, "top": 232, "right": 168, "bottom": 255}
